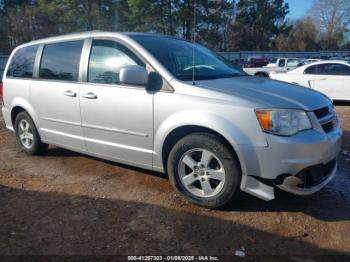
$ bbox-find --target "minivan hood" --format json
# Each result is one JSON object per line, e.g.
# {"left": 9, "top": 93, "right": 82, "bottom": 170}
{"left": 194, "top": 76, "right": 331, "bottom": 111}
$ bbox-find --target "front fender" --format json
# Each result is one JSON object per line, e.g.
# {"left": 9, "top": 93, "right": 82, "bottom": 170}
{"left": 153, "top": 109, "right": 267, "bottom": 174}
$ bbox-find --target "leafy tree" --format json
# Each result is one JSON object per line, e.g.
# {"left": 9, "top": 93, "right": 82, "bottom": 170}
{"left": 275, "top": 17, "right": 321, "bottom": 51}
{"left": 125, "top": 0, "right": 177, "bottom": 34}
{"left": 232, "top": 0, "right": 290, "bottom": 51}
{"left": 310, "top": 0, "right": 350, "bottom": 50}
{"left": 196, "top": 0, "right": 235, "bottom": 50}
{"left": 0, "top": 0, "right": 349, "bottom": 54}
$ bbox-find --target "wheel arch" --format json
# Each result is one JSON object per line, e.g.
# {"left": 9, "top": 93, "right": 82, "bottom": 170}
{"left": 153, "top": 108, "right": 259, "bottom": 177}
{"left": 11, "top": 106, "right": 26, "bottom": 127}
{"left": 254, "top": 71, "right": 269, "bottom": 77}
{"left": 9, "top": 98, "right": 40, "bottom": 130}
{"left": 161, "top": 125, "right": 242, "bottom": 175}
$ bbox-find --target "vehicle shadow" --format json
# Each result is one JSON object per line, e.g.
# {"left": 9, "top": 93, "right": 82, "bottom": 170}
{"left": 0, "top": 184, "right": 349, "bottom": 259}
{"left": 44, "top": 146, "right": 168, "bottom": 180}
{"left": 333, "top": 101, "right": 350, "bottom": 106}
{"left": 39, "top": 129, "right": 350, "bottom": 223}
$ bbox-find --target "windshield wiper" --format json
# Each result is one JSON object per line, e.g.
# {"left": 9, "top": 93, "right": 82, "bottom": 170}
{"left": 178, "top": 73, "right": 247, "bottom": 81}
{"left": 219, "top": 73, "right": 247, "bottom": 78}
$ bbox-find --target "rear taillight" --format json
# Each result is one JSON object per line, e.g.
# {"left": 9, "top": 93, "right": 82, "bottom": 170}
{"left": 0, "top": 81, "right": 3, "bottom": 103}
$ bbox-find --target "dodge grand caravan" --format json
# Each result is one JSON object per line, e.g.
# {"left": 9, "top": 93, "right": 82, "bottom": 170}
{"left": 1, "top": 32, "right": 342, "bottom": 208}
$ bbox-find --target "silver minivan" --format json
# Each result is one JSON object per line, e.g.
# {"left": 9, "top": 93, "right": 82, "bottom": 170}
{"left": 1, "top": 32, "right": 342, "bottom": 208}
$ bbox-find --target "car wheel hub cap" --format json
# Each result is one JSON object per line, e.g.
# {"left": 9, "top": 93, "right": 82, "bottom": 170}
{"left": 178, "top": 148, "right": 226, "bottom": 198}
{"left": 18, "top": 120, "right": 34, "bottom": 149}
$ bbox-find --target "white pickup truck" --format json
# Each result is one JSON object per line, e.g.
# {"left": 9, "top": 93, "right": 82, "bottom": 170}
{"left": 243, "top": 57, "right": 301, "bottom": 77}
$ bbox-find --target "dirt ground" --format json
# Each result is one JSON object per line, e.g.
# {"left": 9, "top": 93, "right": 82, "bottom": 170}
{"left": 0, "top": 104, "right": 350, "bottom": 260}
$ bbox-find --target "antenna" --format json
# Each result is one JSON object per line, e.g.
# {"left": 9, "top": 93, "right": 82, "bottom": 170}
{"left": 192, "top": 0, "right": 196, "bottom": 85}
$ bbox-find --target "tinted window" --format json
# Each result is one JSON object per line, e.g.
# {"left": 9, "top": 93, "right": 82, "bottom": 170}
{"left": 0, "top": 57, "right": 7, "bottom": 68}
{"left": 318, "top": 63, "right": 350, "bottom": 75}
{"left": 6, "top": 46, "right": 38, "bottom": 78}
{"left": 278, "top": 59, "right": 285, "bottom": 67}
{"left": 304, "top": 65, "right": 317, "bottom": 74}
{"left": 130, "top": 35, "right": 245, "bottom": 81}
{"left": 0, "top": 58, "right": 8, "bottom": 80}
{"left": 88, "top": 40, "right": 145, "bottom": 85}
{"left": 39, "top": 40, "right": 84, "bottom": 81}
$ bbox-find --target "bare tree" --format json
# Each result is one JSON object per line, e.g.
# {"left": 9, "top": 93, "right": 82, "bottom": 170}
{"left": 310, "top": 0, "right": 350, "bottom": 49}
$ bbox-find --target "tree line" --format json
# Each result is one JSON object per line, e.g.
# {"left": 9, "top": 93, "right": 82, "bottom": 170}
{"left": 0, "top": 0, "right": 349, "bottom": 54}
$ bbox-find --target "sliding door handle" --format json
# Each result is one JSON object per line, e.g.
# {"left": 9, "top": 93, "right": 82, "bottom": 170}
{"left": 82, "top": 92, "right": 98, "bottom": 99}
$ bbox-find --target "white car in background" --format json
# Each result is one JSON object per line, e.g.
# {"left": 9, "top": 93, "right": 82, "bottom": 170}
{"left": 302, "top": 58, "right": 322, "bottom": 64}
{"left": 270, "top": 61, "right": 350, "bottom": 101}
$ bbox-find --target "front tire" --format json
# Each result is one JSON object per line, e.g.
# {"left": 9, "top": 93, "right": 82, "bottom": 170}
{"left": 167, "top": 133, "right": 241, "bottom": 209}
{"left": 15, "top": 111, "right": 48, "bottom": 155}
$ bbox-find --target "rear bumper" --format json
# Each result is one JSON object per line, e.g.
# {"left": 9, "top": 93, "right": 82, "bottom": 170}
{"left": 1, "top": 106, "right": 13, "bottom": 131}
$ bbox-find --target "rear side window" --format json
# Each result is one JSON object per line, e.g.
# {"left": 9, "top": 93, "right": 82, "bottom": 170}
{"left": 39, "top": 40, "right": 84, "bottom": 81}
{"left": 6, "top": 45, "right": 38, "bottom": 78}
{"left": 0, "top": 57, "right": 8, "bottom": 80}
{"left": 304, "top": 65, "right": 317, "bottom": 74}
{"left": 317, "top": 63, "right": 350, "bottom": 75}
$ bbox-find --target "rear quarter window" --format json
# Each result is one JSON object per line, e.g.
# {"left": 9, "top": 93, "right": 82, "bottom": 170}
{"left": 6, "top": 46, "right": 38, "bottom": 78}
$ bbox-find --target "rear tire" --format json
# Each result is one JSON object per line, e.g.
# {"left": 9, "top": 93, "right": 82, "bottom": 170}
{"left": 255, "top": 72, "right": 268, "bottom": 77}
{"left": 167, "top": 133, "right": 241, "bottom": 209}
{"left": 15, "top": 111, "right": 48, "bottom": 155}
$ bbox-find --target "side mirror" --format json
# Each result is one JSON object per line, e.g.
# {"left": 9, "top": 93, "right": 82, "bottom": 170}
{"left": 119, "top": 65, "right": 148, "bottom": 86}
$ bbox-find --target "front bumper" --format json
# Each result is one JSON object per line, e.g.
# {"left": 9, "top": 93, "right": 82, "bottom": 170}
{"left": 275, "top": 158, "right": 337, "bottom": 195}
{"left": 239, "top": 122, "right": 342, "bottom": 201}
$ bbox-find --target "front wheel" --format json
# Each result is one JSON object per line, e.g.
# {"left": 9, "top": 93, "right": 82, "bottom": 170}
{"left": 167, "top": 133, "right": 241, "bottom": 209}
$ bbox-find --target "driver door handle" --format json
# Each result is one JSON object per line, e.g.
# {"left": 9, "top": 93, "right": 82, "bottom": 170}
{"left": 82, "top": 92, "right": 98, "bottom": 99}
{"left": 64, "top": 90, "right": 77, "bottom": 97}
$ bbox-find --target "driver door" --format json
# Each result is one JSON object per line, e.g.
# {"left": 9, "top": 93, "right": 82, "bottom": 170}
{"left": 79, "top": 39, "right": 154, "bottom": 169}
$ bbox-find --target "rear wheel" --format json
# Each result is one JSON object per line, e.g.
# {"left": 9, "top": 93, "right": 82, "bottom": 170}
{"left": 15, "top": 111, "right": 48, "bottom": 155}
{"left": 255, "top": 72, "right": 268, "bottom": 77}
{"left": 167, "top": 133, "right": 241, "bottom": 208}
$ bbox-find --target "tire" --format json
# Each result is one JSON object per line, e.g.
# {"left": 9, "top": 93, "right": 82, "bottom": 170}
{"left": 15, "top": 111, "right": 48, "bottom": 155}
{"left": 255, "top": 72, "right": 268, "bottom": 77}
{"left": 167, "top": 133, "right": 241, "bottom": 209}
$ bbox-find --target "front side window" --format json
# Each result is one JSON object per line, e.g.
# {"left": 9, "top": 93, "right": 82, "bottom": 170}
{"left": 6, "top": 45, "right": 38, "bottom": 78}
{"left": 39, "top": 40, "right": 84, "bottom": 81}
{"left": 88, "top": 40, "right": 145, "bottom": 85}
{"left": 129, "top": 35, "right": 245, "bottom": 81}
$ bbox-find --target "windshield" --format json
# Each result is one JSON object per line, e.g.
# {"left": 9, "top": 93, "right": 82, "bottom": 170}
{"left": 269, "top": 58, "right": 277, "bottom": 63}
{"left": 130, "top": 35, "right": 246, "bottom": 81}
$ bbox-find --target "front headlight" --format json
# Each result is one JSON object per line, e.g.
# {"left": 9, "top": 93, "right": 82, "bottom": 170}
{"left": 255, "top": 109, "right": 312, "bottom": 136}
